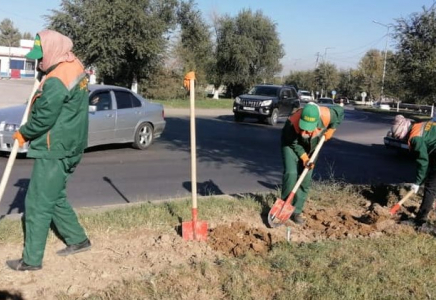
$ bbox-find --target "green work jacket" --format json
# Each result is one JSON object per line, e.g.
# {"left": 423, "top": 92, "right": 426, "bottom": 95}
{"left": 408, "top": 121, "right": 436, "bottom": 185}
{"left": 19, "top": 60, "right": 89, "bottom": 159}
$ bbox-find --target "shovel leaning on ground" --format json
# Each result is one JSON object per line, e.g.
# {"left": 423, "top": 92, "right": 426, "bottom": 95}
{"left": 268, "top": 135, "right": 326, "bottom": 228}
{"left": 0, "top": 73, "right": 42, "bottom": 204}
{"left": 389, "top": 189, "right": 415, "bottom": 215}
{"left": 182, "top": 73, "right": 208, "bottom": 241}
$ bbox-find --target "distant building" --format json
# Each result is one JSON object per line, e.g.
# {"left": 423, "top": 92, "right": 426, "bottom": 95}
{"left": 0, "top": 39, "right": 36, "bottom": 79}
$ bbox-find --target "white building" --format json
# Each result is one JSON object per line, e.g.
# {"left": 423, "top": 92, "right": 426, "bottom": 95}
{"left": 0, "top": 39, "right": 36, "bottom": 79}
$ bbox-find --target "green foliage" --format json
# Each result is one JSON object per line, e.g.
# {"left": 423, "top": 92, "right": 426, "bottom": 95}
{"left": 0, "top": 18, "right": 20, "bottom": 47}
{"left": 356, "top": 49, "right": 384, "bottom": 100}
{"left": 284, "top": 70, "right": 315, "bottom": 92}
{"left": 152, "top": 98, "right": 234, "bottom": 109}
{"left": 140, "top": 66, "right": 186, "bottom": 100}
{"left": 46, "top": 0, "right": 178, "bottom": 88}
{"left": 393, "top": 5, "right": 436, "bottom": 103}
{"left": 215, "top": 9, "right": 285, "bottom": 97}
{"left": 176, "top": 0, "right": 214, "bottom": 87}
{"left": 314, "top": 62, "right": 339, "bottom": 97}
{"left": 21, "top": 32, "right": 34, "bottom": 40}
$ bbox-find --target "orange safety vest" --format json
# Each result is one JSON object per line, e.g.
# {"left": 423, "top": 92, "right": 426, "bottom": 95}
{"left": 288, "top": 106, "right": 331, "bottom": 137}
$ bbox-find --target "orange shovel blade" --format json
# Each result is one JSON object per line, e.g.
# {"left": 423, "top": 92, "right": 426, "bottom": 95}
{"left": 389, "top": 203, "right": 401, "bottom": 216}
{"left": 268, "top": 198, "right": 295, "bottom": 226}
{"left": 182, "top": 220, "right": 208, "bottom": 241}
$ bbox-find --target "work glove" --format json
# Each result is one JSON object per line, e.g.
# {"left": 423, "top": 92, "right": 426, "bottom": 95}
{"left": 300, "top": 153, "right": 315, "bottom": 169}
{"left": 324, "top": 128, "right": 336, "bottom": 141}
{"left": 410, "top": 184, "right": 420, "bottom": 194}
{"left": 13, "top": 131, "right": 27, "bottom": 148}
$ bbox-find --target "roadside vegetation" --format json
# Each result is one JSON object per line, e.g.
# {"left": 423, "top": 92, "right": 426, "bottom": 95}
{"left": 1, "top": 179, "right": 436, "bottom": 299}
{"left": 355, "top": 105, "right": 433, "bottom": 121}
{"left": 153, "top": 97, "right": 233, "bottom": 109}
{"left": 2, "top": 2, "right": 436, "bottom": 104}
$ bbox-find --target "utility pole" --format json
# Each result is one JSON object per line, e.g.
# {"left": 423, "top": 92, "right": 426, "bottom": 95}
{"left": 314, "top": 52, "right": 320, "bottom": 69}
{"left": 323, "top": 47, "right": 334, "bottom": 97}
{"left": 373, "top": 20, "right": 392, "bottom": 101}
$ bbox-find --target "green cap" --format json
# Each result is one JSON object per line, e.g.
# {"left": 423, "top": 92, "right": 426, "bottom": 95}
{"left": 299, "top": 103, "right": 320, "bottom": 131}
{"left": 25, "top": 35, "right": 43, "bottom": 60}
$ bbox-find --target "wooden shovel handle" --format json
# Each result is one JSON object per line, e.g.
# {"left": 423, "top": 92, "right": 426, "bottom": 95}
{"left": 0, "top": 74, "right": 42, "bottom": 204}
{"left": 389, "top": 189, "right": 415, "bottom": 215}
{"left": 288, "top": 135, "right": 326, "bottom": 197}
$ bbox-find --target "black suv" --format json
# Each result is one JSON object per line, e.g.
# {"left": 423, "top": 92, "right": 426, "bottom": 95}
{"left": 232, "top": 84, "right": 300, "bottom": 125}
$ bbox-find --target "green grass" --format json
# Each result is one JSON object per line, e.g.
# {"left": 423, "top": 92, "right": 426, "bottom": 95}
{"left": 152, "top": 98, "right": 234, "bottom": 109}
{"left": 4, "top": 183, "right": 436, "bottom": 299}
{"left": 355, "top": 106, "right": 432, "bottom": 121}
{"left": 57, "top": 233, "right": 436, "bottom": 300}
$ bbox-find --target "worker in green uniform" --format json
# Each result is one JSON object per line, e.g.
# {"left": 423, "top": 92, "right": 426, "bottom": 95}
{"left": 391, "top": 115, "right": 436, "bottom": 227}
{"left": 7, "top": 30, "right": 91, "bottom": 271}
{"left": 281, "top": 102, "right": 344, "bottom": 225}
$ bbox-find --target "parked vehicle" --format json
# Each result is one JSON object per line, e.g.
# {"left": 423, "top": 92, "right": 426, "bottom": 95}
{"left": 318, "top": 97, "right": 336, "bottom": 107}
{"left": 232, "top": 84, "right": 300, "bottom": 126}
{"left": 334, "top": 96, "right": 349, "bottom": 105}
{"left": 298, "top": 90, "right": 313, "bottom": 102}
{"left": 383, "top": 115, "right": 436, "bottom": 154}
{"left": 0, "top": 84, "right": 166, "bottom": 153}
{"left": 383, "top": 129, "right": 410, "bottom": 153}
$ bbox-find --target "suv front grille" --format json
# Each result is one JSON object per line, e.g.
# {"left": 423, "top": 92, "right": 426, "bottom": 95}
{"left": 240, "top": 99, "right": 261, "bottom": 107}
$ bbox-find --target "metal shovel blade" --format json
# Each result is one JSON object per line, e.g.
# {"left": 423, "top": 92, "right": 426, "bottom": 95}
{"left": 267, "top": 198, "right": 295, "bottom": 228}
{"left": 182, "top": 220, "right": 208, "bottom": 241}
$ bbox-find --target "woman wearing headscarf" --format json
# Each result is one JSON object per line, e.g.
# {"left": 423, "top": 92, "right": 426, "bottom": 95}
{"left": 391, "top": 114, "right": 436, "bottom": 227}
{"left": 7, "top": 30, "right": 91, "bottom": 271}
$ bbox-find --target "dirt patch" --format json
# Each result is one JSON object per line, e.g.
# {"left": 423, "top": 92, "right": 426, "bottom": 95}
{"left": 0, "top": 192, "right": 431, "bottom": 299}
{"left": 208, "top": 222, "right": 275, "bottom": 257}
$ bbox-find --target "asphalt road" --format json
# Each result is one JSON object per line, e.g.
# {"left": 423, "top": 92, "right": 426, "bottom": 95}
{"left": 0, "top": 80, "right": 415, "bottom": 217}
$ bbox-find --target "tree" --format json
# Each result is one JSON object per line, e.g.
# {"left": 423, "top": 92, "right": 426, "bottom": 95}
{"left": 393, "top": 5, "right": 436, "bottom": 104}
{"left": 284, "top": 70, "right": 315, "bottom": 92}
{"left": 0, "top": 18, "right": 20, "bottom": 47}
{"left": 176, "top": 0, "right": 214, "bottom": 89}
{"left": 356, "top": 49, "right": 384, "bottom": 100}
{"left": 46, "top": 0, "right": 178, "bottom": 88}
{"left": 215, "top": 9, "right": 284, "bottom": 96}
{"left": 314, "top": 62, "right": 339, "bottom": 97}
{"left": 22, "top": 32, "right": 34, "bottom": 40}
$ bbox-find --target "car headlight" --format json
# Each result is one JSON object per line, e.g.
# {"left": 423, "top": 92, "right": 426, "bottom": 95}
{"left": 261, "top": 100, "right": 272, "bottom": 107}
{"left": 235, "top": 97, "right": 241, "bottom": 104}
{"left": 4, "top": 123, "right": 19, "bottom": 132}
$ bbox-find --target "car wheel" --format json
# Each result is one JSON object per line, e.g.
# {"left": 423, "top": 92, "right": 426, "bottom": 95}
{"left": 266, "top": 108, "right": 278, "bottom": 126}
{"left": 234, "top": 113, "right": 244, "bottom": 122}
{"left": 132, "top": 122, "right": 154, "bottom": 150}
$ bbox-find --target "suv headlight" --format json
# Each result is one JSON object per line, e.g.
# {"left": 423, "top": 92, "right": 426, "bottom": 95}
{"left": 261, "top": 100, "right": 272, "bottom": 107}
{"left": 235, "top": 97, "right": 241, "bottom": 104}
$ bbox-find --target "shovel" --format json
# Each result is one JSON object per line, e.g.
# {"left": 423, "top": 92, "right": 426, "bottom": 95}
{"left": 0, "top": 73, "right": 42, "bottom": 204}
{"left": 389, "top": 189, "right": 415, "bottom": 215}
{"left": 182, "top": 74, "right": 208, "bottom": 241}
{"left": 268, "top": 135, "right": 326, "bottom": 228}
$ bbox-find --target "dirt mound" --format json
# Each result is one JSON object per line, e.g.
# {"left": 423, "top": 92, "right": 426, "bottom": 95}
{"left": 208, "top": 222, "right": 275, "bottom": 257}
{"left": 206, "top": 203, "right": 407, "bottom": 258}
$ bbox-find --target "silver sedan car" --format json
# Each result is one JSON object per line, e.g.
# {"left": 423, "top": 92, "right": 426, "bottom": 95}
{"left": 0, "top": 84, "right": 166, "bottom": 153}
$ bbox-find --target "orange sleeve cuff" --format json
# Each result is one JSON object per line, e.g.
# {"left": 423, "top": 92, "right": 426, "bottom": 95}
{"left": 300, "top": 153, "right": 309, "bottom": 163}
{"left": 324, "top": 128, "right": 336, "bottom": 141}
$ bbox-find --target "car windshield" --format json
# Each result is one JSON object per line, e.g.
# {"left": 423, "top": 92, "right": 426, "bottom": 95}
{"left": 248, "top": 86, "right": 279, "bottom": 97}
{"left": 300, "top": 91, "right": 310, "bottom": 96}
{"left": 319, "top": 98, "right": 333, "bottom": 103}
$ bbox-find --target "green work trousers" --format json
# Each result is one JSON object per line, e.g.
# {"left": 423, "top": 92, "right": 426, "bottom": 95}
{"left": 23, "top": 155, "right": 87, "bottom": 266}
{"left": 280, "top": 146, "right": 314, "bottom": 214}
